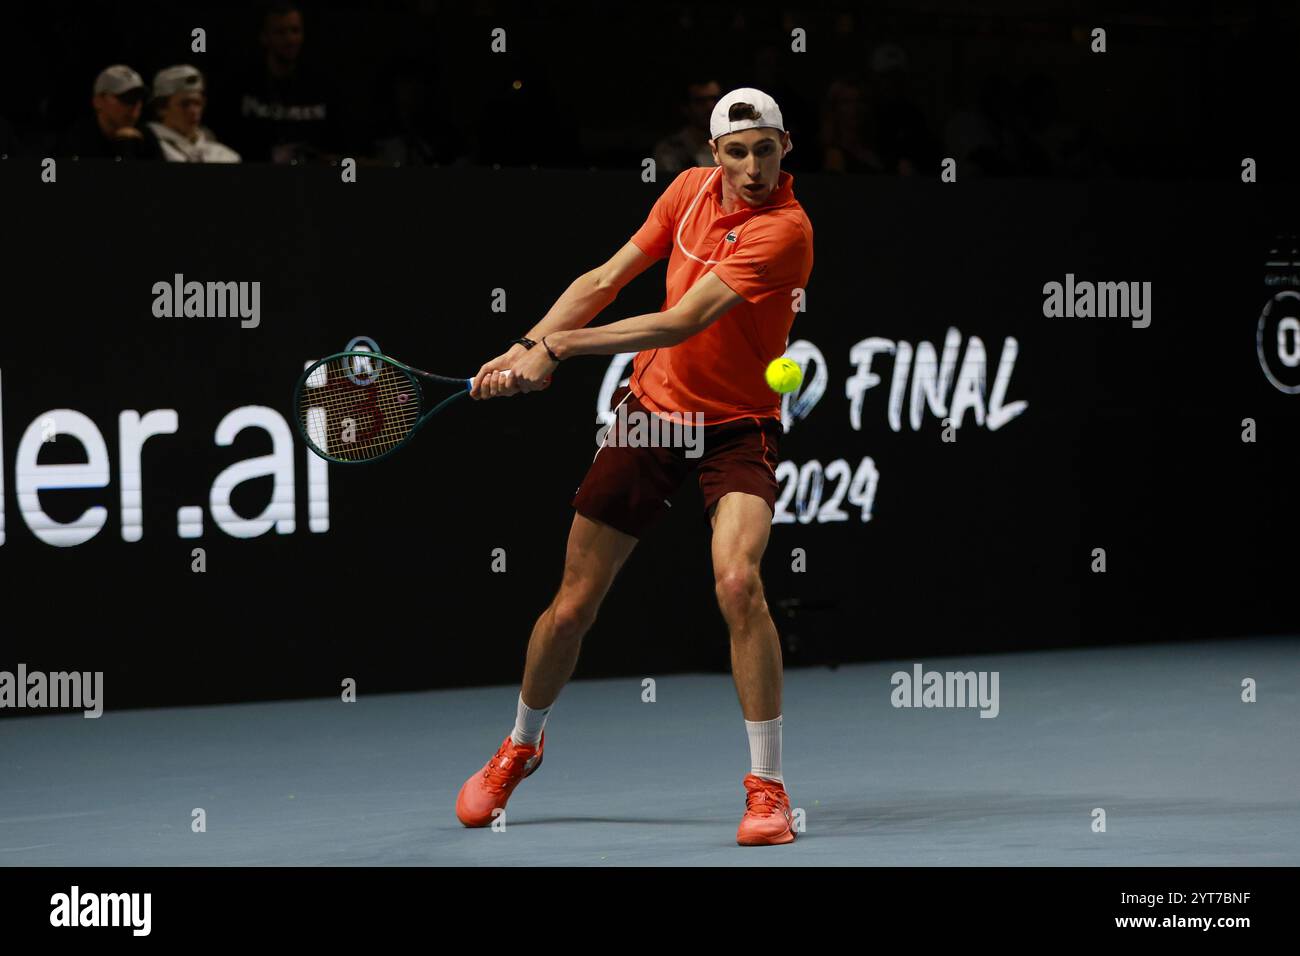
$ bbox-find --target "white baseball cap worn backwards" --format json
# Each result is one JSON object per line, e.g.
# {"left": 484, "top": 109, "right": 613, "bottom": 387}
{"left": 709, "top": 87, "right": 791, "bottom": 155}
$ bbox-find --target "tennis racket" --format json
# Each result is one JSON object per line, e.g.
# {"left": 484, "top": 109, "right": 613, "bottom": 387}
{"left": 293, "top": 350, "right": 476, "bottom": 463}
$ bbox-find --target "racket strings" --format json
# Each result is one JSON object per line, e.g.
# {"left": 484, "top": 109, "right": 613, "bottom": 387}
{"left": 298, "top": 357, "right": 422, "bottom": 461}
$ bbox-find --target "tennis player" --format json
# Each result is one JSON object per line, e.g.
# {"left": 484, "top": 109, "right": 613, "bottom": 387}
{"left": 458, "top": 88, "right": 813, "bottom": 846}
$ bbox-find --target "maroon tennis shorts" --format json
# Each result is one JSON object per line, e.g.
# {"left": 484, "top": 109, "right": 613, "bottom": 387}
{"left": 572, "top": 387, "right": 782, "bottom": 538}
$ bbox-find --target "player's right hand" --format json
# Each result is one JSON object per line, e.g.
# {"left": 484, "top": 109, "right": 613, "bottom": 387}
{"left": 471, "top": 346, "right": 526, "bottom": 400}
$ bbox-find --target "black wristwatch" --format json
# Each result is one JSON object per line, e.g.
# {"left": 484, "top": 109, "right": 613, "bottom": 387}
{"left": 511, "top": 337, "right": 537, "bottom": 350}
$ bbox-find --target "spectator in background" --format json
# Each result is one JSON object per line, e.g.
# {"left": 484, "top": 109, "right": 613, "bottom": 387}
{"left": 372, "top": 60, "right": 465, "bottom": 166}
{"left": 226, "top": 1, "right": 337, "bottom": 163}
{"left": 147, "top": 66, "right": 240, "bottom": 163}
{"left": 820, "top": 75, "right": 886, "bottom": 173}
{"left": 943, "top": 72, "right": 1020, "bottom": 177}
{"left": 1015, "top": 73, "right": 1108, "bottom": 178}
{"left": 749, "top": 43, "right": 815, "bottom": 171}
{"left": 943, "top": 70, "right": 1109, "bottom": 178}
{"left": 59, "top": 65, "right": 162, "bottom": 160}
{"left": 652, "top": 78, "right": 720, "bottom": 175}
{"left": 865, "top": 43, "right": 939, "bottom": 176}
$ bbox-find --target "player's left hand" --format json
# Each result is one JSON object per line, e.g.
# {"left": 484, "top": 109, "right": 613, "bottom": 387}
{"left": 471, "top": 345, "right": 526, "bottom": 399}
{"left": 511, "top": 346, "right": 558, "bottom": 394}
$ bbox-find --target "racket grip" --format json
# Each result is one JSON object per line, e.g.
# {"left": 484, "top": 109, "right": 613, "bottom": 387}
{"left": 465, "top": 377, "right": 474, "bottom": 391}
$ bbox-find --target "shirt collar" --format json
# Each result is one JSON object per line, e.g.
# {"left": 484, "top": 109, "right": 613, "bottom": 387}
{"left": 149, "top": 121, "right": 204, "bottom": 148}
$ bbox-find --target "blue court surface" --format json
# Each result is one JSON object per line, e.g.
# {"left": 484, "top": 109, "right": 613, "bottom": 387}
{"left": 2, "top": 637, "right": 1297, "bottom": 866}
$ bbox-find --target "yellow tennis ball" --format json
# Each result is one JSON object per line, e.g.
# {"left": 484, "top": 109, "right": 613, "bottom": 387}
{"left": 765, "top": 357, "right": 803, "bottom": 394}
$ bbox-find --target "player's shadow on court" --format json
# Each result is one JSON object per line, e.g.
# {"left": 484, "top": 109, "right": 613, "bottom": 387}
{"left": 503, "top": 815, "right": 720, "bottom": 828}
{"left": 808, "top": 792, "right": 1300, "bottom": 830}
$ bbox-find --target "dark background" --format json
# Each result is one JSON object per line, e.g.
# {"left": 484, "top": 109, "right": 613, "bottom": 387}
{"left": 1, "top": 0, "right": 1298, "bottom": 179}
{"left": 0, "top": 1, "right": 1297, "bottom": 711}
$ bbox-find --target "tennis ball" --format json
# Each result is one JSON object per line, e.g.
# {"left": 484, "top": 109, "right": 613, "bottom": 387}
{"left": 765, "top": 357, "right": 803, "bottom": 394}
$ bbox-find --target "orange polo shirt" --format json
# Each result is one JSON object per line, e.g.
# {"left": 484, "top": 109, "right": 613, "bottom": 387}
{"left": 627, "top": 165, "right": 813, "bottom": 424}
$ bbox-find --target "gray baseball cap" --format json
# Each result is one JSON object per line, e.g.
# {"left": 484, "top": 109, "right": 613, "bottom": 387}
{"left": 152, "top": 65, "right": 205, "bottom": 100}
{"left": 93, "top": 65, "right": 145, "bottom": 97}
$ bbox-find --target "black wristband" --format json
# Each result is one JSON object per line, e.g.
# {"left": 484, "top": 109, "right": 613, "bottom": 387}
{"left": 511, "top": 337, "right": 537, "bottom": 350}
{"left": 542, "top": 336, "right": 561, "bottom": 362}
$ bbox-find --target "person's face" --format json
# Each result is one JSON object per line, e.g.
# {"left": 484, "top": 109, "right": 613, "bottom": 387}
{"left": 262, "top": 11, "right": 304, "bottom": 63}
{"left": 685, "top": 81, "right": 720, "bottom": 129}
{"left": 94, "top": 91, "right": 142, "bottom": 132}
{"left": 160, "top": 91, "right": 205, "bottom": 135}
{"left": 710, "top": 127, "right": 788, "bottom": 206}
{"left": 830, "top": 84, "right": 864, "bottom": 126}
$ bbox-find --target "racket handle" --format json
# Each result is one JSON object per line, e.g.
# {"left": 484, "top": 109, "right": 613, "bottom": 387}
{"left": 466, "top": 369, "right": 515, "bottom": 393}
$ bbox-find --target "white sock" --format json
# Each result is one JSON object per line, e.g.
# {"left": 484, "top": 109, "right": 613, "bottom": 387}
{"left": 745, "top": 715, "right": 783, "bottom": 783}
{"left": 510, "top": 693, "right": 551, "bottom": 746}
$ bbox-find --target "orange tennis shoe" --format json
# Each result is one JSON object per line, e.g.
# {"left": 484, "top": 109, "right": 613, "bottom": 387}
{"left": 455, "top": 733, "right": 545, "bottom": 827}
{"left": 736, "top": 773, "right": 796, "bottom": 846}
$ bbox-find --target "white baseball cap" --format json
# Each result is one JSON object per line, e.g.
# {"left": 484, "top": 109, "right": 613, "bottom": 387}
{"left": 709, "top": 87, "right": 791, "bottom": 156}
{"left": 93, "top": 65, "right": 145, "bottom": 97}
{"left": 152, "top": 65, "right": 205, "bottom": 100}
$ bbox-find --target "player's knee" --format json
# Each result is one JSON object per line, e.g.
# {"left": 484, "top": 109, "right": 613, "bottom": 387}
{"left": 714, "top": 566, "right": 763, "bottom": 621}
{"left": 550, "top": 594, "right": 599, "bottom": 641}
